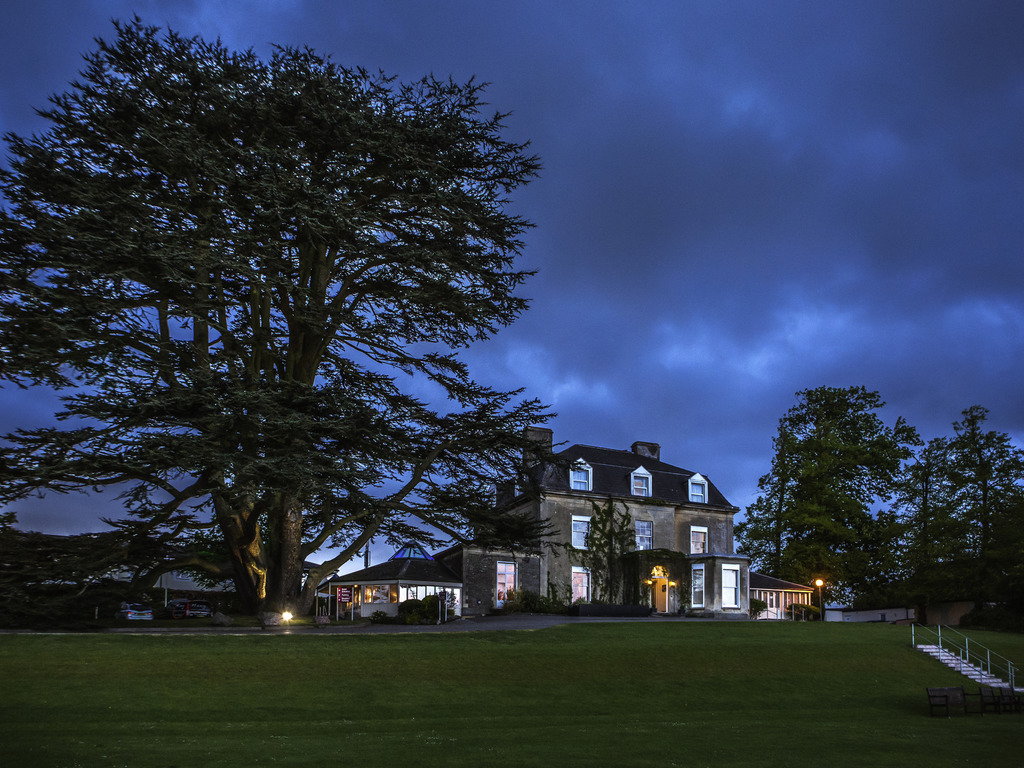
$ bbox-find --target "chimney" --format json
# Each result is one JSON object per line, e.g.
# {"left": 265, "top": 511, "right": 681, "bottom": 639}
{"left": 523, "top": 426, "right": 553, "bottom": 465}
{"left": 631, "top": 441, "right": 660, "bottom": 461}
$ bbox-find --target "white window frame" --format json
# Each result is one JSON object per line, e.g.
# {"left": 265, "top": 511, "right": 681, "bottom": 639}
{"left": 688, "top": 473, "right": 708, "bottom": 503}
{"left": 690, "top": 525, "right": 708, "bottom": 554}
{"left": 631, "top": 466, "right": 652, "bottom": 497}
{"left": 570, "top": 461, "right": 593, "bottom": 492}
{"left": 496, "top": 561, "right": 517, "bottom": 608}
{"left": 691, "top": 564, "right": 705, "bottom": 608}
{"left": 571, "top": 515, "right": 591, "bottom": 549}
{"left": 722, "top": 564, "right": 740, "bottom": 608}
{"left": 635, "top": 519, "right": 653, "bottom": 550}
{"left": 571, "top": 566, "right": 591, "bottom": 602}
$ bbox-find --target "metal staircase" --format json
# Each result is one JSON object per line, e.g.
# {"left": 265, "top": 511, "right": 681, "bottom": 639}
{"left": 912, "top": 624, "right": 1020, "bottom": 691}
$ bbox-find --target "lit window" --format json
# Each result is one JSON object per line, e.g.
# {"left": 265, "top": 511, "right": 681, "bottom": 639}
{"left": 571, "top": 567, "right": 591, "bottom": 602}
{"left": 570, "top": 461, "right": 593, "bottom": 491}
{"left": 631, "top": 466, "right": 652, "bottom": 497}
{"left": 496, "top": 561, "right": 517, "bottom": 608}
{"left": 571, "top": 516, "right": 590, "bottom": 549}
{"left": 635, "top": 520, "right": 653, "bottom": 550}
{"left": 688, "top": 474, "right": 707, "bottom": 503}
{"left": 722, "top": 565, "right": 740, "bottom": 608}
{"left": 364, "top": 584, "right": 393, "bottom": 604}
{"left": 690, "top": 526, "right": 708, "bottom": 554}
{"left": 691, "top": 564, "right": 705, "bottom": 608}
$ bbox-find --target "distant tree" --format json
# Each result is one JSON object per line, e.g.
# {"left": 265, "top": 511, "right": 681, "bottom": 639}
{"left": 737, "top": 386, "right": 917, "bottom": 601}
{"left": 889, "top": 437, "right": 964, "bottom": 610}
{"left": 0, "top": 511, "right": 168, "bottom": 627}
{"left": 0, "top": 20, "right": 550, "bottom": 614}
{"left": 897, "top": 407, "right": 1024, "bottom": 611}
{"left": 944, "top": 406, "right": 1024, "bottom": 583}
{"left": 735, "top": 424, "right": 798, "bottom": 577}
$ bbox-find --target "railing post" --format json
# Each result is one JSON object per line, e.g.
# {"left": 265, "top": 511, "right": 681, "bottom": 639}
{"left": 966, "top": 636, "right": 970, "bottom": 667}
{"left": 911, "top": 623, "right": 915, "bottom": 647}
{"left": 938, "top": 625, "right": 942, "bottom": 652}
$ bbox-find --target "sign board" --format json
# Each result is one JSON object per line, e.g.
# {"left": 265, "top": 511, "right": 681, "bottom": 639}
{"left": 337, "top": 586, "right": 353, "bottom": 603}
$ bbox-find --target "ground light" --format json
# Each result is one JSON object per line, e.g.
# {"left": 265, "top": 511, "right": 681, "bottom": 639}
{"left": 814, "top": 579, "right": 824, "bottom": 622}
{"left": 282, "top": 611, "right": 293, "bottom": 625}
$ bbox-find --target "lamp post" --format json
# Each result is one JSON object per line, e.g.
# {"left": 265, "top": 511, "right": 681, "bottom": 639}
{"left": 814, "top": 579, "right": 824, "bottom": 622}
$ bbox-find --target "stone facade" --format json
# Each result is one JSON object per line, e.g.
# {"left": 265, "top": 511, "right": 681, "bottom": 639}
{"left": 449, "top": 430, "right": 750, "bottom": 618}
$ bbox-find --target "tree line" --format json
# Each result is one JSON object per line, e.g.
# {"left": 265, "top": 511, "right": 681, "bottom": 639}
{"left": 736, "top": 386, "right": 1024, "bottom": 623}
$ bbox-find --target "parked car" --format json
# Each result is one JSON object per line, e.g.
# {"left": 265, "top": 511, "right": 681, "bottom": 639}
{"left": 167, "top": 599, "right": 213, "bottom": 619}
{"left": 116, "top": 603, "right": 154, "bottom": 620}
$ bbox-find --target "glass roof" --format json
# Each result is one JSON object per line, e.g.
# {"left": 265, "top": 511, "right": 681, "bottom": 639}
{"left": 388, "top": 541, "right": 434, "bottom": 561}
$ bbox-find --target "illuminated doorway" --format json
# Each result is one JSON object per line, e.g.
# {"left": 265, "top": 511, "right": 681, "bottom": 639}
{"left": 651, "top": 565, "right": 669, "bottom": 613}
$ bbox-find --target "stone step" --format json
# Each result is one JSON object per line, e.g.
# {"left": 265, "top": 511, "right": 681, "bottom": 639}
{"left": 915, "top": 644, "right": 1022, "bottom": 691}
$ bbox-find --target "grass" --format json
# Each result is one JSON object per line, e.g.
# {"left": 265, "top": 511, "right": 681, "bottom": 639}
{"left": 1, "top": 622, "right": 1021, "bottom": 767}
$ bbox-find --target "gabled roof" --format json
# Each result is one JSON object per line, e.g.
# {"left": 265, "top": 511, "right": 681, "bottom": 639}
{"left": 549, "top": 443, "right": 734, "bottom": 508}
{"left": 749, "top": 572, "right": 813, "bottom": 591}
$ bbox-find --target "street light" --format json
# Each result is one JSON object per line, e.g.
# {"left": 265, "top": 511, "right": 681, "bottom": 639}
{"left": 814, "top": 579, "right": 824, "bottom": 622}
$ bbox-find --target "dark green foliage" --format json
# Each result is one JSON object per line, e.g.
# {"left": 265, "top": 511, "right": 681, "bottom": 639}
{"left": 0, "top": 20, "right": 550, "bottom": 613}
{"left": 0, "top": 512, "right": 166, "bottom": 628}
{"left": 892, "top": 406, "right": 1024, "bottom": 615}
{"left": 498, "top": 588, "right": 567, "bottom": 614}
{"left": 620, "top": 549, "right": 690, "bottom": 607}
{"left": 573, "top": 498, "right": 636, "bottom": 603}
{"left": 749, "top": 598, "right": 768, "bottom": 619}
{"left": 737, "top": 386, "right": 918, "bottom": 601}
{"left": 397, "top": 598, "right": 424, "bottom": 617}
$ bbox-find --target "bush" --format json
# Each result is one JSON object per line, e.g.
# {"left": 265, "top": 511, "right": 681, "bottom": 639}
{"left": 749, "top": 598, "right": 768, "bottom": 620}
{"left": 368, "top": 610, "right": 392, "bottom": 624}
{"left": 500, "top": 589, "right": 568, "bottom": 615}
{"left": 398, "top": 599, "right": 424, "bottom": 617}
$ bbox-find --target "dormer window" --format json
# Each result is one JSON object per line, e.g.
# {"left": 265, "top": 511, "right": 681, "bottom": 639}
{"left": 688, "top": 473, "right": 708, "bottom": 504}
{"left": 631, "top": 466, "right": 652, "bottom": 497}
{"left": 570, "top": 461, "right": 593, "bottom": 492}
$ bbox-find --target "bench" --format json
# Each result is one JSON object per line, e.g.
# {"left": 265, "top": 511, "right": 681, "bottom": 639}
{"left": 993, "top": 687, "right": 1022, "bottom": 714}
{"left": 979, "top": 687, "right": 1003, "bottom": 715}
{"left": 927, "top": 686, "right": 979, "bottom": 717}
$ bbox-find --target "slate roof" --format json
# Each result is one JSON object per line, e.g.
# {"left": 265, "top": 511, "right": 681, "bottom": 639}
{"left": 331, "top": 557, "right": 462, "bottom": 585}
{"left": 749, "top": 572, "right": 813, "bottom": 591}
{"left": 547, "top": 443, "right": 735, "bottom": 508}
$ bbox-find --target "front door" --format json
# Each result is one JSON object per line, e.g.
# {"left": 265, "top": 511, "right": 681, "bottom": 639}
{"left": 653, "top": 578, "right": 669, "bottom": 612}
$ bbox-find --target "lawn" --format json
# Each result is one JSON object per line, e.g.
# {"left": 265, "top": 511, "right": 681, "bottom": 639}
{"left": 1, "top": 622, "right": 1021, "bottom": 767}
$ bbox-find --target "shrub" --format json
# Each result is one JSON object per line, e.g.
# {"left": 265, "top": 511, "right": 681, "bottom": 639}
{"left": 749, "top": 598, "right": 768, "bottom": 620}
{"left": 499, "top": 589, "right": 568, "bottom": 615}
{"left": 398, "top": 599, "right": 424, "bottom": 617}
{"left": 368, "top": 610, "right": 392, "bottom": 624}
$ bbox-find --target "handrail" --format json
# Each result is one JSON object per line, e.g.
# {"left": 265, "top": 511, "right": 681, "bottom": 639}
{"left": 911, "top": 623, "right": 1017, "bottom": 690}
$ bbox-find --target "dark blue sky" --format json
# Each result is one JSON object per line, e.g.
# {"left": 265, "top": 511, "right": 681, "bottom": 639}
{"left": 3, "top": 1, "right": 1023, "bottom": 539}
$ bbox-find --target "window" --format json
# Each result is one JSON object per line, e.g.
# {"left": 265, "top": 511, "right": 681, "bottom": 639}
{"left": 688, "top": 473, "right": 707, "bottom": 503}
{"left": 690, "top": 526, "right": 708, "bottom": 554}
{"left": 570, "top": 461, "right": 593, "bottom": 491}
{"left": 496, "top": 561, "right": 517, "bottom": 607}
{"left": 631, "top": 466, "right": 652, "bottom": 497}
{"left": 691, "top": 564, "right": 705, "bottom": 608}
{"left": 722, "top": 564, "right": 740, "bottom": 608}
{"left": 364, "top": 584, "right": 394, "bottom": 604}
{"left": 635, "top": 520, "right": 653, "bottom": 550}
{"left": 571, "top": 567, "right": 591, "bottom": 602}
{"left": 571, "top": 516, "right": 591, "bottom": 549}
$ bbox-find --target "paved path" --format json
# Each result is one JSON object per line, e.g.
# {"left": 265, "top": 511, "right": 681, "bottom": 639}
{"left": 97, "top": 612, "right": 712, "bottom": 636}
